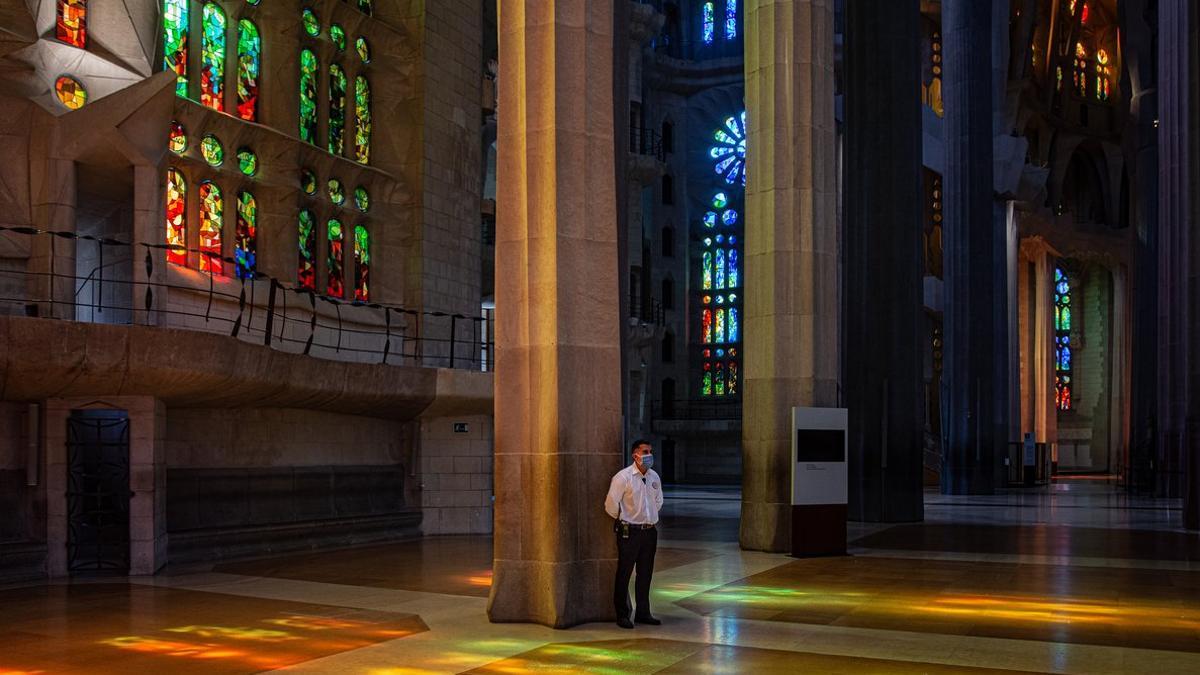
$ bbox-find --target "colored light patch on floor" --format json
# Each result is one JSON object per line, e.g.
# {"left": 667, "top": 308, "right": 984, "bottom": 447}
{"left": 675, "top": 556, "right": 1200, "bottom": 653}
{"left": 467, "top": 638, "right": 1039, "bottom": 674}
{"left": 214, "top": 538, "right": 715, "bottom": 598}
{"left": 0, "top": 583, "right": 426, "bottom": 674}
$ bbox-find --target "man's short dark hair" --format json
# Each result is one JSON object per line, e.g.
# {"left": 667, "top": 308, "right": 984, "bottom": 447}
{"left": 630, "top": 439, "right": 651, "bottom": 453}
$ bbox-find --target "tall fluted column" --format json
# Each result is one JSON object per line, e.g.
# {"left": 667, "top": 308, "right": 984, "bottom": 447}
{"left": 488, "top": 0, "right": 624, "bottom": 626}
{"left": 1157, "top": 0, "right": 1198, "bottom": 525}
{"left": 741, "top": 0, "right": 839, "bottom": 551}
{"left": 942, "top": 0, "right": 1006, "bottom": 494}
{"left": 842, "top": 0, "right": 924, "bottom": 522}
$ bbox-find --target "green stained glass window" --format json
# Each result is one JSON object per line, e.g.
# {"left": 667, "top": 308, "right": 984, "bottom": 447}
{"left": 200, "top": 134, "right": 223, "bottom": 166}
{"left": 356, "top": 37, "right": 371, "bottom": 63}
{"left": 302, "top": 7, "right": 320, "bottom": 37}
{"left": 169, "top": 120, "right": 187, "bottom": 154}
{"left": 328, "top": 64, "right": 347, "bottom": 154}
{"left": 330, "top": 24, "right": 346, "bottom": 50}
{"left": 236, "top": 147, "right": 258, "bottom": 176}
{"left": 163, "top": 0, "right": 189, "bottom": 97}
{"left": 235, "top": 191, "right": 257, "bottom": 279}
{"left": 354, "top": 186, "right": 369, "bottom": 212}
{"left": 298, "top": 209, "right": 316, "bottom": 290}
{"left": 301, "top": 168, "right": 317, "bottom": 195}
{"left": 354, "top": 76, "right": 371, "bottom": 164}
{"left": 353, "top": 224, "right": 369, "bottom": 301}
{"left": 327, "top": 218, "right": 344, "bottom": 297}
{"left": 200, "top": 2, "right": 226, "bottom": 112}
{"left": 237, "top": 19, "right": 260, "bottom": 121}
{"left": 299, "top": 49, "right": 318, "bottom": 143}
{"left": 328, "top": 178, "right": 345, "bottom": 205}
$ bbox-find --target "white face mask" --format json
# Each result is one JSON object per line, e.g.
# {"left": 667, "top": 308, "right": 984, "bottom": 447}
{"left": 639, "top": 454, "right": 654, "bottom": 470}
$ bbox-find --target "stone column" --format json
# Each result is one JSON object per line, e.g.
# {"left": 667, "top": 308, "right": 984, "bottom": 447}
{"left": 488, "top": 0, "right": 624, "bottom": 626}
{"left": 941, "top": 0, "right": 1006, "bottom": 494}
{"left": 740, "top": 0, "right": 839, "bottom": 551}
{"left": 1157, "top": 1, "right": 1198, "bottom": 525}
{"left": 842, "top": 0, "right": 923, "bottom": 522}
{"left": 132, "top": 165, "right": 166, "bottom": 326}
{"left": 28, "top": 151, "right": 76, "bottom": 320}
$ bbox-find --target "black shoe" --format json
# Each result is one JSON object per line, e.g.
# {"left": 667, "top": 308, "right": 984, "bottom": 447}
{"left": 635, "top": 614, "right": 661, "bottom": 625}
{"left": 616, "top": 617, "right": 634, "bottom": 629}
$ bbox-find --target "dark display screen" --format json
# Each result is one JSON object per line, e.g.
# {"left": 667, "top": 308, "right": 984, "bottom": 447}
{"left": 796, "top": 429, "right": 845, "bottom": 463}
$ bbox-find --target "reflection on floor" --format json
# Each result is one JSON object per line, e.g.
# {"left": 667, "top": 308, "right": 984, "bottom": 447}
{"left": 3, "top": 479, "right": 1199, "bottom": 674}
{"left": 467, "top": 637, "right": 1037, "bottom": 674}
{"left": 0, "top": 583, "right": 426, "bottom": 674}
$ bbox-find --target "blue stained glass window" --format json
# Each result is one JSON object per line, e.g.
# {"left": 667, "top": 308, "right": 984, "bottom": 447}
{"left": 715, "top": 248, "right": 727, "bottom": 289}
{"left": 725, "top": 0, "right": 737, "bottom": 39}
{"left": 728, "top": 307, "right": 740, "bottom": 342}
{"left": 710, "top": 111, "right": 747, "bottom": 186}
{"left": 727, "top": 248, "right": 739, "bottom": 288}
{"left": 702, "top": 2, "right": 715, "bottom": 44}
{"left": 1054, "top": 265, "right": 1073, "bottom": 410}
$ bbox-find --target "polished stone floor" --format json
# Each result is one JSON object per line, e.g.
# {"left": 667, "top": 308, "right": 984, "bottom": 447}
{"left": 2, "top": 479, "right": 1199, "bottom": 673}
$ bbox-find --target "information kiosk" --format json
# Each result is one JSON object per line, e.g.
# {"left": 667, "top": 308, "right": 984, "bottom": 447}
{"left": 790, "top": 406, "right": 848, "bottom": 557}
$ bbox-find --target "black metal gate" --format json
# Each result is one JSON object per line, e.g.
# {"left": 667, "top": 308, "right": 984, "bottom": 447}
{"left": 66, "top": 410, "right": 131, "bottom": 573}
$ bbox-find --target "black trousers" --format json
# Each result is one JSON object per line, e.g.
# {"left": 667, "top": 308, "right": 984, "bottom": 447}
{"left": 613, "top": 525, "right": 658, "bottom": 619}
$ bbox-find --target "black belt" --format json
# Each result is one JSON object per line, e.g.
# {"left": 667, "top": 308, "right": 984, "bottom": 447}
{"left": 621, "top": 521, "right": 656, "bottom": 530}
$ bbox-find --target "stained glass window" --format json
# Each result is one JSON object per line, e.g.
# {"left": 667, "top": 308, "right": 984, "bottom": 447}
{"left": 200, "top": 2, "right": 226, "bottom": 112}
{"left": 298, "top": 209, "right": 316, "bottom": 290}
{"left": 354, "top": 186, "right": 370, "bottom": 212}
{"left": 301, "top": 168, "right": 317, "bottom": 195}
{"left": 237, "top": 19, "right": 260, "bottom": 121}
{"left": 57, "top": 0, "right": 87, "bottom": 47}
{"left": 1054, "top": 265, "right": 1073, "bottom": 411}
{"left": 356, "top": 37, "right": 371, "bottom": 64}
{"left": 1073, "top": 42, "right": 1088, "bottom": 98}
{"left": 235, "top": 191, "right": 257, "bottom": 279}
{"left": 710, "top": 111, "right": 746, "bottom": 186}
{"left": 1080, "top": 2, "right": 1090, "bottom": 24}
{"left": 198, "top": 181, "right": 224, "bottom": 275}
{"left": 236, "top": 147, "right": 257, "bottom": 176}
{"left": 330, "top": 24, "right": 346, "bottom": 50}
{"left": 1095, "top": 49, "right": 1111, "bottom": 101}
{"left": 1056, "top": 65, "right": 1063, "bottom": 92}
{"left": 328, "top": 178, "right": 345, "bottom": 205}
{"left": 165, "top": 167, "right": 187, "bottom": 266}
{"left": 200, "top": 134, "right": 223, "bottom": 166}
{"left": 724, "top": 0, "right": 737, "bottom": 40}
{"left": 54, "top": 76, "right": 86, "bottom": 109}
{"left": 329, "top": 64, "right": 347, "bottom": 155}
{"left": 163, "top": 0, "right": 189, "bottom": 97}
{"left": 354, "top": 76, "right": 371, "bottom": 164}
{"left": 299, "top": 49, "right": 318, "bottom": 143}
{"left": 169, "top": 121, "right": 187, "bottom": 154}
{"left": 302, "top": 8, "right": 320, "bottom": 37}
{"left": 327, "top": 219, "right": 344, "bottom": 297}
{"left": 357, "top": 0, "right": 373, "bottom": 16}
{"left": 353, "top": 225, "right": 370, "bottom": 301}
{"left": 702, "top": 2, "right": 715, "bottom": 45}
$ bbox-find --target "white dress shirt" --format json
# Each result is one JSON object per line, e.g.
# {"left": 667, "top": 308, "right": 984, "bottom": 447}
{"left": 604, "top": 463, "right": 663, "bottom": 525}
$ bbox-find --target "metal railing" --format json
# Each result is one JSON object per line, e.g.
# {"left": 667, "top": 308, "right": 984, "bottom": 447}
{"left": 651, "top": 399, "right": 742, "bottom": 421}
{"left": 0, "top": 227, "right": 493, "bottom": 371}
{"left": 629, "top": 127, "right": 666, "bottom": 162}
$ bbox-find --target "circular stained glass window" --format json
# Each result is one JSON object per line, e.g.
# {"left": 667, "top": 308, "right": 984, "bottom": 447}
{"left": 711, "top": 192, "right": 728, "bottom": 208}
{"left": 168, "top": 121, "right": 187, "bottom": 155}
{"left": 328, "top": 178, "right": 345, "bottom": 205}
{"left": 330, "top": 24, "right": 346, "bottom": 50}
{"left": 54, "top": 75, "right": 87, "bottom": 110}
{"left": 302, "top": 8, "right": 320, "bottom": 37}
{"left": 356, "top": 37, "right": 371, "bottom": 64}
{"left": 722, "top": 209, "right": 738, "bottom": 226}
{"left": 236, "top": 147, "right": 258, "bottom": 176}
{"left": 354, "top": 186, "right": 369, "bottom": 212}
{"left": 301, "top": 168, "right": 317, "bottom": 195}
{"left": 200, "top": 134, "right": 224, "bottom": 167}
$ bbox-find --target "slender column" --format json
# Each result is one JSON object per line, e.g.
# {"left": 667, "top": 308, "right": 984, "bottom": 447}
{"left": 942, "top": 0, "right": 1005, "bottom": 494}
{"left": 741, "top": 0, "right": 838, "bottom": 551}
{"left": 1158, "top": 1, "right": 1198, "bottom": 525}
{"left": 842, "top": 0, "right": 923, "bottom": 522}
{"left": 488, "top": 0, "right": 624, "bottom": 626}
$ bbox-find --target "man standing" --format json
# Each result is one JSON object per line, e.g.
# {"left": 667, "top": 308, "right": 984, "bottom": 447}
{"left": 604, "top": 439, "right": 663, "bottom": 629}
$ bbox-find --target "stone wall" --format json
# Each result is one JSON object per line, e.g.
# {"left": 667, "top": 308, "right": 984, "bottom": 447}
{"left": 0, "top": 402, "right": 46, "bottom": 582}
{"left": 419, "top": 414, "right": 493, "bottom": 535}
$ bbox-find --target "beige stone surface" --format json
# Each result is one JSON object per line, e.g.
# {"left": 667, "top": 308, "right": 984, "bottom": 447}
{"left": 741, "top": 0, "right": 839, "bottom": 552}
{"left": 488, "top": 0, "right": 623, "bottom": 628}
